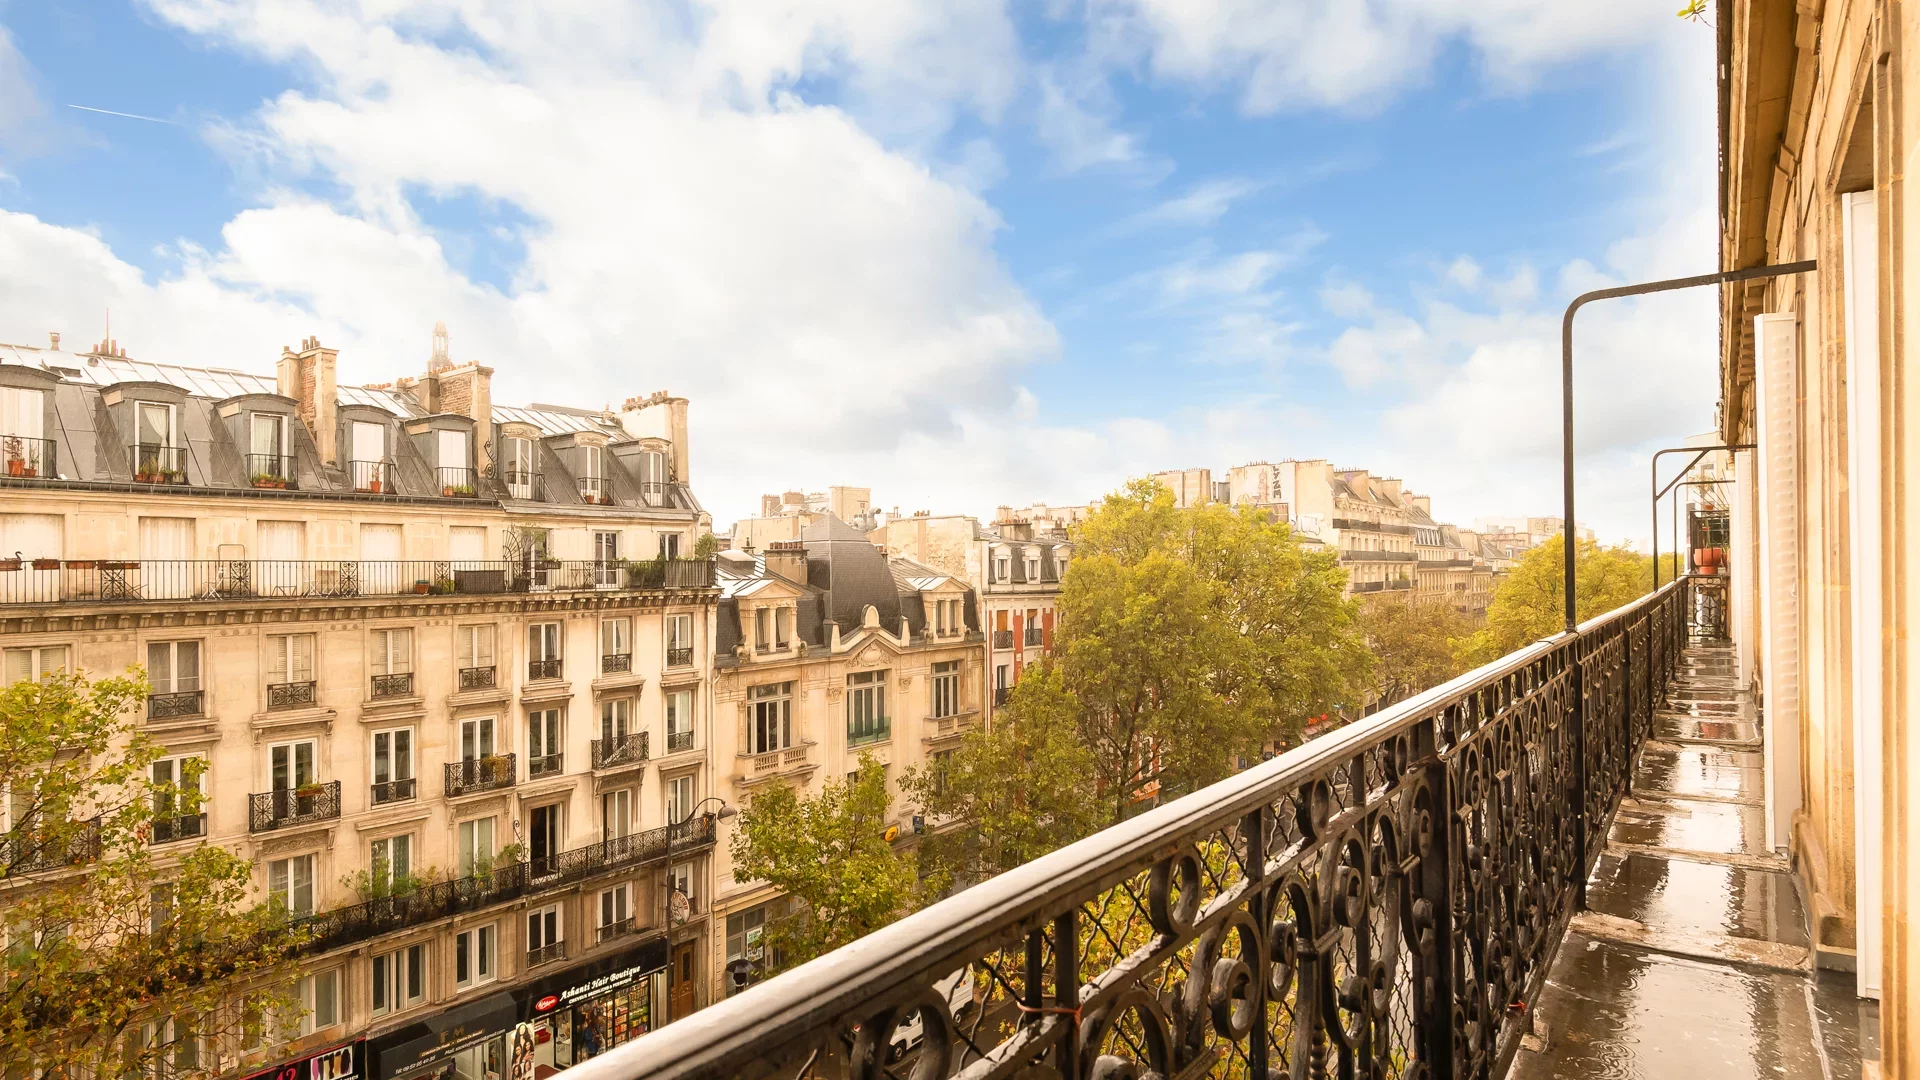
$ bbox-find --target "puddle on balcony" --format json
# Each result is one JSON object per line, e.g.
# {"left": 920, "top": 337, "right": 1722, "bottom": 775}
{"left": 1515, "top": 934, "right": 1869, "bottom": 1080}
{"left": 1585, "top": 852, "right": 1806, "bottom": 948}
{"left": 1635, "top": 746, "right": 1763, "bottom": 802}
{"left": 1610, "top": 798, "right": 1766, "bottom": 857}
{"left": 1654, "top": 715, "right": 1759, "bottom": 743}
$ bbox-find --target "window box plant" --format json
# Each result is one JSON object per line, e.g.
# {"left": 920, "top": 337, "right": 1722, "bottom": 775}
{"left": 65, "top": 559, "right": 98, "bottom": 570}
{"left": 250, "top": 472, "right": 288, "bottom": 490}
{"left": 135, "top": 469, "right": 164, "bottom": 484}
{"left": 30, "top": 558, "right": 60, "bottom": 571}
{"left": 413, "top": 579, "right": 431, "bottom": 595}
{"left": 293, "top": 782, "right": 325, "bottom": 799}
{"left": 430, "top": 575, "right": 457, "bottom": 595}
{"left": 164, "top": 468, "right": 186, "bottom": 484}
{"left": 0, "top": 557, "right": 21, "bottom": 572}
{"left": 100, "top": 561, "right": 136, "bottom": 570}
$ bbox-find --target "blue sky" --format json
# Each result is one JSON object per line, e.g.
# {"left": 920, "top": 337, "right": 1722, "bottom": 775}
{"left": 0, "top": 1, "right": 1719, "bottom": 544}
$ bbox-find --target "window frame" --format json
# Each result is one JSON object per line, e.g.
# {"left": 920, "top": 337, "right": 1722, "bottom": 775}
{"left": 747, "top": 681, "right": 792, "bottom": 754}
{"left": 146, "top": 639, "right": 202, "bottom": 694}
{"left": 454, "top": 923, "right": 497, "bottom": 990}
{"left": 267, "top": 853, "right": 315, "bottom": 917}
{"left": 371, "top": 942, "right": 425, "bottom": 1017}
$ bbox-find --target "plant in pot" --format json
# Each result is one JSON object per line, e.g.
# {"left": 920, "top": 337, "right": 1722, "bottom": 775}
{"left": 412, "top": 579, "right": 430, "bottom": 594}
{"left": 431, "top": 575, "right": 457, "bottom": 595}
{"left": 0, "top": 552, "right": 21, "bottom": 572}
{"left": 293, "top": 781, "right": 326, "bottom": 801}
{"left": 452, "top": 483, "right": 475, "bottom": 497}
{"left": 251, "top": 472, "right": 286, "bottom": 490}
{"left": 3, "top": 436, "right": 22, "bottom": 476}
{"left": 30, "top": 557, "right": 59, "bottom": 571}
{"left": 164, "top": 468, "right": 186, "bottom": 484}
{"left": 480, "top": 753, "right": 511, "bottom": 780}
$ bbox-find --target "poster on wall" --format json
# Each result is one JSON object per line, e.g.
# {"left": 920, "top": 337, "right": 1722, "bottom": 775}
{"left": 509, "top": 1023, "right": 536, "bottom": 1080}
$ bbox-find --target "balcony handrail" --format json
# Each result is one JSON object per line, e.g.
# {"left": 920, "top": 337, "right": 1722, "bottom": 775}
{"left": 0, "top": 557, "right": 718, "bottom": 606}
{"left": 1, "top": 433, "right": 56, "bottom": 478}
{"left": 603, "top": 578, "right": 1692, "bottom": 1079}
{"left": 297, "top": 813, "right": 717, "bottom": 955}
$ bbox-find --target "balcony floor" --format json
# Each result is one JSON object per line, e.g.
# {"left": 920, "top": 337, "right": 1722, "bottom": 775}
{"left": 1511, "top": 642, "right": 1879, "bottom": 1080}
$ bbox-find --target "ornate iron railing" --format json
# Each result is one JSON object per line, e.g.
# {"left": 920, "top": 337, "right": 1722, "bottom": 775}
{"left": 528, "top": 752, "right": 564, "bottom": 778}
{"left": 668, "top": 645, "right": 694, "bottom": 667}
{"left": 993, "top": 629, "right": 1014, "bottom": 649}
{"left": 1024, "top": 627, "right": 1044, "bottom": 647}
{"left": 370, "top": 778, "right": 416, "bottom": 806}
{"left": 267, "top": 681, "right": 317, "bottom": 711}
{"left": 297, "top": 814, "right": 718, "bottom": 955}
{"left": 592, "top": 732, "right": 649, "bottom": 770}
{"left": 147, "top": 689, "right": 204, "bottom": 719}
{"left": 149, "top": 813, "right": 205, "bottom": 845}
{"left": 528, "top": 657, "right": 564, "bottom": 681}
{"left": 249, "top": 782, "right": 342, "bottom": 833}
{"left": 446, "top": 755, "right": 516, "bottom": 796}
{"left": 437, "top": 466, "right": 478, "bottom": 497}
{"left": 247, "top": 452, "right": 296, "bottom": 489}
{"left": 666, "top": 729, "right": 695, "bottom": 754}
{"left": 1, "top": 433, "right": 55, "bottom": 479}
{"left": 604, "top": 578, "right": 1691, "bottom": 1080}
{"left": 1, "top": 817, "right": 102, "bottom": 874}
{"left": 370, "top": 672, "right": 414, "bottom": 699}
{"left": 0, "top": 557, "right": 717, "bottom": 606}
{"left": 528, "top": 941, "right": 567, "bottom": 968}
{"left": 603, "top": 652, "right": 633, "bottom": 674}
{"left": 460, "top": 665, "right": 497, "bottom": 691}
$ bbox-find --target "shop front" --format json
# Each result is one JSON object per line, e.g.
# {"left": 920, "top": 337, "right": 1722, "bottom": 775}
{"left": 370, "top": 939, "right": 667, "bottom": 1080}
{"left": 242, "top": 1038, "right": 365, "bottom": 1080}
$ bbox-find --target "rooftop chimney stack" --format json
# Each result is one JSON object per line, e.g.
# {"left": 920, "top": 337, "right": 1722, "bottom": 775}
{"left": 764, "top": 541, "right": 809, "bottom": 584}
{"left": 416, "top": 321, "right": 495, "bottom": 473}
{"left": 279, "top": 336, "right": 339, "bottom": 465}
{"left": 48, "top": 332, "right": 60, "bottom": 350}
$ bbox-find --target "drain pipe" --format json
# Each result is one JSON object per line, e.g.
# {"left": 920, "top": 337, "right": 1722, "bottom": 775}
{"left": 1561, "top": 261, "right": 1815, "bottom": 631}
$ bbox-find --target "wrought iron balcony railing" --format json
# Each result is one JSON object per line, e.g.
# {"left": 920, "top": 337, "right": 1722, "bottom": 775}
{"left": 132, "top": 443, "right": 187, "bottom": 484}
{"left": 296, "top": 813, "right": 718, "bottom": 955}
{"left": 370, "top": 672, "right": 413, "bottom": 699}
{"left": 607, "top": 578, "right": 1694, "bottom": 1080}
{"left": 436, "top": 466, "right": 477, "bottom": 497}
{"left": 0, "top": 557, "right": 719, "bottom": 606}
{"left": 459, "top": 665, "right": 496, "bottom": 691}
{"left": 0, "top": 817, "right": 102, "bottom": 874}
{"left": 147, "top": 689, "right": 204, "bottom": 719}
{"left": 993, "top": 685, "right": 1010, "bottom": 706}
{"left": 665, "top": 729, "right": 694, "bottom": 754}
{"left": 597, "top": 917, "right": 636, "bottom": 943}
{"left": 149, "top": 813, "right": 205, "bottom": 845}
{"left": 267, "top": 681, "right": 317, "bottom": 711}
{"left": 246, "top": 453, "right": 296, "bottom": 489}
{"left": 503, "top": 467, "right": 541, "bottom": 501}
{"left": 527, "top": 657, "right": 563, "bottom": 681}
{"left": 249, "top": 782, "right": 341, "bottom": 833}
{"left": 602, "top": 652, "right": 632, "bottom": 674}
{"left": 992, "top": 629, "right": 1014, "bottom": 649}
{"left": 527, "top": 941, "right": 567, "bottom": 968}
{"left": 350, "top": 459, "right": 393, "bottom": 493}
{"left": 446, "top": 755, "right": 516, "bottom": 796}
{"left": 1024, "top": 627, "right": 1044, "bottom": 646}
{"left": 370, "top": 777, "right": 416, "bottom": 806}
{"left": 592, "top": 731, "right": 649, "bottom": 770}
{"left": 527, "top": 752, "right": 564, "bottom": 779}
{"left": 1, "top": 433, "right": 55, "bottom": 479}
{"left": 667, "top": 645, "right": 694, "bottom": 667}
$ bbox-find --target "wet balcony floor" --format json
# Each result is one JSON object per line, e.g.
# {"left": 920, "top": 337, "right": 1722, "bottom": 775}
{"left": 1510, "top": 641, "right": 1879, "bottom": 1080}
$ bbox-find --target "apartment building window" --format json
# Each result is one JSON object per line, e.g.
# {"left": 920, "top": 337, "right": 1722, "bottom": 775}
{"left": 593, "top": 531, "right": 619, "bottom": 587}
{"left": 1025, "top": 553, "right": 1040, "bottom": 580}
{"left": 3, "top": 645, "right": 67, "bottom": 684}
{"left": 371, "top": 728, "right": 415, "bottom": 804}
{"left": 528, "top": 903, "right": 563, "bottom": 965}
{"left": 994, "top": 556, "right": 1010, "bottom": 582}
{"left": 268, "top": 854, "right": 315, "bottom": 916}
{"left": 138, "top": 1016, "right": 199, "bottom": 1078}
{"left": 666, "top": 775, "right": 694, "bottom": 825}
{"left": 298, "top": 970, "right": 339, "bottom": 1034}
{"left": 658, "top": 532, "right": 681, "bottom": 560}
{"left": 931, "top": 661, "right": 960, "bottom": 720}
{"left": 598, "top": 884, "right": 632, "bottom": 940}
{"left": 457, "top": 623, "right": 496, "bottom": 690}
{"left": 270, "top": 739, "right": 317, "bottom": 795}
{"left": 665, "top": 689, "right": 693, "bottom": 752}
{"left": 528, "top": 708, "right": 563, "bottom": 777}
{"left": 372, "top": 943, "right": 425, "bottom": 1017}
{"left": 371, "top": 628, "right": 413, "bottom": 698}
{"left": 669, "top": 862, "right": 694, "bottom": 912}
{"left": 639, "top": 451, "right": 667, "bottom": 506}
{"left": 457, "top": 817, "right": 495, "bottom": 877}
{"left": 146, "top": 640, "right": 202, "bottom": 718}
{"left": 150, "top": 755, "right": 205, "bottom": 843}
{"left": 266, "top": 634, "right": 316, "bottom": 709}
{"left": 666, "top": 613, "right": 693, "bottom": 666}
{"left": 602, "top": 789, "right": 633, "bottom": 840}
{"left": 460, "top": 716, "right": 496, "bottom": 763}
{"left": 370, "top": 835, "right": 413, "bottom": 895}
{"left": 932, "top": 749, "right": 956, "bottom": 797}
{"left": 504, "top": 437, "right": 535, "bottom": 499}
{"left": 725, "top": 903, "right": 789, "bottom": 996}
{"left": 601, "top": 617, "right": 631, "bottom": 673}
{"left": 846, "top": 670, "right": 888, "bottom": 745}
{"left": 748, "top": 682, "right": 792, "bottom": 754}
{"left": 528, "top": 622, "right": 562, "bottom": 680}
{"left": 455, "top": 923, "right": 496, "bottom": 989}
{"left": 994, "top": 664, "right": 1010, "bottom": 705}
{"left": 150, "top": 882, "right": 176, "bottom": 935}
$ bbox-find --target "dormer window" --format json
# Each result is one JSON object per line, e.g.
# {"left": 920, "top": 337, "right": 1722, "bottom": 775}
{"left": 436, "top": 429, "right": 473, "bottom": 497}
{"left": 754, "top": 605, "right": 792, "bottom": 652}
{"left": 504, "top": 437, "right": 535, "bottom": 499}
{"left": 995, "top": 556, "right": 1010, "bottom": 582}
{"left": 350, "top": 420, "right": 390, "bottom": 493}
{"left": 133, "top": 403, "right": 184, "bottom": 483}
{"left": 250, "top": 413, "right": 291, "bottom": 487}
{"left": 1025, "top": 553, "right": 1039, "bottom": 581}
{"left": 933, "top": 598, "right": 961, "bottom": 636}
{"left": 578, "top": 444, "right": 607, "bottom": 504}
{"left": 639, "top": 451, "right": 667, "bottom": 507}
{"left": 1, "top": 385, "right": 50, "bottom": 478}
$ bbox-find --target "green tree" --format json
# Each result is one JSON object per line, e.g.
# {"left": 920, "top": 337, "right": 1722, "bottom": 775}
{"left": 693, "top": 532, "right": 721, "bottom": 559}
{"left": 1457, "top": 536, "right": 1659, "bottom": 665}
{"left": 1060, "top": 480, "right": 1371, "bottom": 817}
{"left": 1358, "top": 598, "right": 1474, "bottom": 707}
{"left": 901, "top": 662, "right": 1105, "bottom": 892}
{"left": 0, "top": 670, "right": 303, "bottom": 1077}
{"left": 728, "top": 754, "right": 919, "bottom": 968}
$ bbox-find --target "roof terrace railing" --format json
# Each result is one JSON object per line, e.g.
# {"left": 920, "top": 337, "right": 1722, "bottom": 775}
{"left": 0, "top": 557, "right": 717, "bottom": 606}
{"left": 588, "top": 578, "right": 1694, "bottom": 1080}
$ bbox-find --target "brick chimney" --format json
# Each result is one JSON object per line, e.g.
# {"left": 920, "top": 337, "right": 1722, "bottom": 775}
{"left": 413, "top": 322, "right": 495, "bottom": 473}
{"left": 616, "top": 391, "right": 691, "bottom": 485}
{"left": 278, "top": 336, "right": 339, "bottom": 465}
{"left": 764, "top": 541, "right": 809, "bottom": 584}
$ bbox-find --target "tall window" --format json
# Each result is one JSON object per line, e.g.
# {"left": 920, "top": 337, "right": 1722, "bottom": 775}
{"left": 0, "top": 385, "right": 44, "bottom": 442}
{"left": 370, "top": 834, "right": 412, "bottom": 891}
{"left": 528, "top": 708, "right": 562, "bottom": 773}
{"left": 658, "top": 532, "right": 681, "bottom": 559}
{"left": 748, "top": 682, "right": 792, "bottom": 754}
{"left": 931, "top": 661, "right": 960, "bottom": 719}
{"left": 528, "top": 622, "right": 561, "bottom": 677}
{"left": 666, "top": 775, "right": 694, "bottom": 825}
{"left": 454, "top": 924, "right": 496, "bottom": 989}
{"left": 504, "top": 437, "right": 534, "bottom": 499}
{"left": 147, "top": 640, "right": 201, "bottom": 696}
{"left": 666, "top": 613, "right": 693, "bottom": 664}
{"left": 3, "top": 645, "right": 67, "bottom": 684}
{"left": 995, "top": 556, "right": 1010, "bottom": 581}
{"left": 151, "top": 755, "right": 205, "bottom": 837}
{"left": 600, "top": 698, "right": 631, "bottom": 742}
{"left": 598, "top": 884, "right": 631, "bottom": 937}
{"left": 298, "top": 970, "right": 339, "bottom": 1035}
{"left": 269, "top": 740, "right": 316, "bottom": 793}
{"left": 136, "top": 401, "right": 175, "bottom": 449}
{"left": 372, "top": 943, "right": 424, "bottom": 1017}
{"left": 847, "top": 670, "right": 888, "bottom": 743}
{"left": 593, "top": 532, "right": 619, "bottom": 587}
{"left": 457, "top": 817, "right": 495, "bottom": 876}
{"left": 1026, "top": 553, "right": 1040, "bottom": 580}
{"left": 459, "top": 717, "right": 496, "bottom": 762}
{"left": 600, "top": 617, "right": 630, "bottom": 661}
{"left": 528, "top": 904, "right": 562, "bottom": 957}
{"left": 601, "top": 789, "right": 632, "bottom": 839}
{"left": 639, "top": 450, "right": 666, "bottom": 505}
{"left": 268, "top": 854, "right": 315, "bottom": 916}
{"left": 267, "top": 634, "right": 315, "bottom": 686}
{"left": 579, "top": 445, "right": 606, "bottom": 501}
{"left": 372, "top": 629, "right": 412, "bottom": 677}
{"left": 665, "top": 689, "right": 693, "bottom": 748}
{"left": 251, "top": 413, "right": 287, "bottom": 476}
{"left": 458, "top": 624, "right": 495, "bottom": 676}
{"left": 372, "top": 728, "right": 413, "bottom": 798}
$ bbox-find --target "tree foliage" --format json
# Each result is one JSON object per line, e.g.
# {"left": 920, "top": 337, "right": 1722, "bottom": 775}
{"left": 728, "top": 754, "right": 920, "bottom": 969}
{"left": 901, "top": 662, "right": 1105, "bottom": 892}
{"left": 1357, "top": 598, "right": 1474, "bottom": 708}
{"left": 1457, "top": 537, "right": 1660, "bottom": 665}
{"left": 0, "top": 671, "right": 303, "bottom": 1077}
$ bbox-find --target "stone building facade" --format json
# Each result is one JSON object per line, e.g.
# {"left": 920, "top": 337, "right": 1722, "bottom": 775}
{"left": 0, "top": 332, "right": 722, "bottom": 1078}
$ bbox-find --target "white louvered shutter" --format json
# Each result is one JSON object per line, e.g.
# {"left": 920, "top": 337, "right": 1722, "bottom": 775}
{"left": 1754, "top": 311, "right": 1801, "bottom": 855}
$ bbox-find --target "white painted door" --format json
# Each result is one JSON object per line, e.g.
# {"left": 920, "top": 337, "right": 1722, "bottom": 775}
{"left": 1843, "top": 189, "right": 1883, "bottom": 1000}
{"left": 360, "top": 523, "right": 405, "bottom": 595}
{"left": 139, "top": 517, "right": 194, "bottom": 599}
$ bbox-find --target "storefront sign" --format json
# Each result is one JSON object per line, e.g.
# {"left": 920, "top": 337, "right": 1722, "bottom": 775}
{"left": 242, "top": 1039, "right": 364, "bottom": 1080}
{"left": 533, "top": 995, "right": 559, "bottom": 1014}
{"left": 557, "top": 955, "right": 657, "bottom": 1008}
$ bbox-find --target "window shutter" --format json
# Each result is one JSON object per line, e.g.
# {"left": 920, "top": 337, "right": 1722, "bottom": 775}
{"left": 1754, "top": 310, "right": 1801, "bottom": 854}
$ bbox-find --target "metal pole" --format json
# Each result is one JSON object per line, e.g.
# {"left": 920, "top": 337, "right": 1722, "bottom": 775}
{"left": 1563, "top": 261, "right": 1813, "bottom": 631}
{"left": 1648, "top": 444, "right": 1752, "bottom": 588}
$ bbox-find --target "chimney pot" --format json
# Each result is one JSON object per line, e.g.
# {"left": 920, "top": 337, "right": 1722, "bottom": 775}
{"left": 49, "top": 332, "right": 60, "bottom": 350}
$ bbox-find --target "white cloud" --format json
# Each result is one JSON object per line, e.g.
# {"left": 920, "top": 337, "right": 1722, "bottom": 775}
{"left": 1033, "top": 64, "right": 1146, "bottom": 173}
{"left": 1086, "top": 0, "right": 1680, "bottom": 113}
{"left": 1111, "top": 175, "right": 1262, "bottom": 232}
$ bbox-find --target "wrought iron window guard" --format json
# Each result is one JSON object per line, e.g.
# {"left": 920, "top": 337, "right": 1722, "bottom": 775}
{"left": 459, "top": 665, "right": 497, "bottom": 691}
{"left": 370, "top": 777, "right": 416, "bottom": 806}
{"left": 149, "top": 813, "right": 205, "bottom": 845}
{"left": 446, "top": 755, "right": 517, "bottom": 796}
{"left": 602, "top": 652, "right": 633, "bottom": 674}
{"left": 267, "top": 681, "right": 317, "bottom": 711}
{"left": 666, "top": 729, "right": 694, "bottom": 754}
{"left": 249, "top": 782, "right": 341, "bottom": 833}
{"left": 527, "top": 657, "right": 564, "bottom": 681}
{"left": 0, "top": 817, "right": 102, "bottom": 873}
{"left": 667, "top": 646, "right": 694, "bottom": 667}
{"left": 592, "top": 732, "right": 649, "bottom": 770}
{"left": 603, "top": 579, "right": 1694, "bottom": 1080}
{"left": 527, "top": 752, "right": 564, "bottom": 778}
{"left": 147, "top": 689, "right": 204, "bottom": 720}
{"left": 370, "top": 672, "right": 414, "bottom": 699}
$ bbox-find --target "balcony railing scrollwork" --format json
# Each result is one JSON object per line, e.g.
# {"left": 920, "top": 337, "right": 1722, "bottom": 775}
{"left": 667, "top": 646, "right": 693, "bottom": 668}
{"left": 147, "top": 689, "right": 204, "bottom": 720}
{"left": 370, "top": 672, "right": 414, "bottom": 699}
{"left": 608, "top": 578, "right": 1696, "bottom": 1080}
{"left": 0, "top": 817, "right": 102, "bottom": 874}
{"left": 527, "top": 752, "right": 564, "bottom": 779}
{"left": 296, "top": 813, "right": 718, "bottom": 955}
{"left": 665, "top": 729, "right": 694, "bottom": 754}
{"left": 459, "top": 665, "right": 496, "bottom": 691}
{"left": 149, "top": 813, "right": 205, "bottom": 845}
{"left": 527, "top": 657, "right": 563, "bottom": 682}
{"left": 370, "top": 777, "right": 416, "bottom": 806}
{"left": 602, "top": 652, "right": 632, "bottom": 674}
{"left": 249, "top": 782, "right": 341, "bottom": 833}
{"left": 267, "top": 681, "right": 317, "bottom": 711}
{"left": 445, "top": 755, "right": 516, "bottom": 797}
{"left": 591, "top": 732, "right": 649, "bottom": 770}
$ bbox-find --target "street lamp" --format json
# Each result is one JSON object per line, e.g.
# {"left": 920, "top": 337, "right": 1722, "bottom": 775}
{"left": 664, "top": 797, "right": 734, "bottom": 1023}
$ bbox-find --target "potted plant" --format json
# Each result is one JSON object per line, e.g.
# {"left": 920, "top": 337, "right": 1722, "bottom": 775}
{"left": 412, "top": 579, "right": 430, "bottom": 595}
{"left": 4, "top": 436, "right": 22, "bottom": 476}
{"left": 68, "top": 559, "right": 100, "bottom": 570}
{"left": 294, "top": 781, "right": 325, "bottom": 799}
{"left": 480, "top": 753, "right": 511, "bottom": 781}
{"left": 30, "top": 557, "right": 59, "bottom": 571}
{"left": 164, "top": 468, "right": 186, "bottom": 484}
{"left": 251, "top": 472, "right": 286, "bottom": 490}
{"left": 0, "top": 555, "right": 20, "bottom": 572}
{"left": 431, "top": 575, "right": 457, "bottom": 595}
{"left": 453, "top": 483, "right": 474, "bottom": 497}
